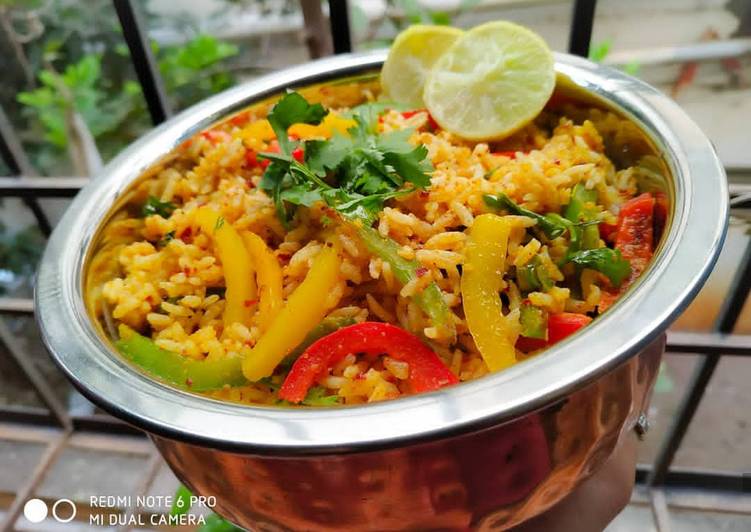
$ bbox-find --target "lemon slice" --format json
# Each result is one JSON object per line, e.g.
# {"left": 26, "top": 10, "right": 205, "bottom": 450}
{"left": 423, "top": 21, "right": 555, "bottom": 141}
{"left": 381, "top": 24, "right": 463, "bottom": 108}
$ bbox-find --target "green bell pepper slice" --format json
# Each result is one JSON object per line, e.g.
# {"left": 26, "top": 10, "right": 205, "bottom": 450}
{"left": 520, "top": 302, "right": 548, "bottom": 340}
{"left": 565, "top": 184, "right": 600, "bottom": 250}
{"left": 355, "top": 224, "right": 455, "bottom": 338}
{"left": 115, "top": 326, "right": 247, "bottom": 391}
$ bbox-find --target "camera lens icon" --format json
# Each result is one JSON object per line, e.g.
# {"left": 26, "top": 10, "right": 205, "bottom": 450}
{"left": 23, "top": 499, "right": 47, "bottom": 523}
{"left": 23, "top": 498, "right": 77, "bottom": 524}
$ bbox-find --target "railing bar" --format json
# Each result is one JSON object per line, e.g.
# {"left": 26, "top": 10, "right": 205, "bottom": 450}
{"left": 0, "top": 298, "right": 34, "bottom": 315}
{"left": 0, "top": 176, "right": 88, "bottom": 197}
{"left": 113, "top": 0, "right": 172, "bottom": 125}
{"left": 68, "top": 431, "right": 152, "bottom": 454}
{"left": 0, "top": 407, "right": 145, "bottom": 436}
{"left": 328, "top": 0, "right": 352, "bottom": 54}
{"left": 637, "top": 465, "right": 750, "bottom": 493}
{"left": 666, "top": 331, "right": 751, "bottom": 356}
{"left": 0, "top": 430, "right": 71, "bottom": 532}
{"left": 645, "top": 359, "right": 719, "bottom": 485}
{"left": 715, "top": 244, "right": 751, "bottom": 333}
{"left": 0, "top": 107, "right": 52, "bottom": 236}
{"left": 567, "top": 0, "right": 597, "bottom": 57}
{"left": 0, "top": 318, "right": 72, "bottom": 431}
{"left": 71, "top": 414, "right": 144, "bottom": 436}
{"left": 0, "top": 406, "right": 53, "bottom": 426}
{"left": 649, "top": 242, "right": 751, "bottom": 486}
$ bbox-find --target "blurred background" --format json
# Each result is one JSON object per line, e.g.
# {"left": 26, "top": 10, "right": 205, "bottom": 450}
{"left": 0, "top": 1, "right": 749, "bottom": 530}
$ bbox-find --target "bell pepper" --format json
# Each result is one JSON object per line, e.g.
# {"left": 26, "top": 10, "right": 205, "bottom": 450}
{"left": 355, "top": 225, "right": 455, "bottom": 338}
{"left": 115, "top": 325, "right": 246, "bottom": 391}
{"left": 519, "top": 302, "right": 548, "bottom": 340}
{"left": 516, "top": 261, "right": 541, "bottom": 292}
{"left": 278, "top": 322, "right": 459, "bottom": 403}
{"left": 569, "top": 247, "right": 631, "bottom": 287}
{"left": 195, "top": 207, "right": 256, "bottom": 327}
{"left": 484, "top": 194, "right": 568, "bottom": 240}
{"left": 242, "top": 243, "right": 342, "bottom": 381}
{"left": 516, "top": 257, "right": 554, "bottom": 293}
{"left": 491, "top": 150, "right": 518, "bottom": 159}
{"left": 281, "top": 315, "right": 356, "bottom": 368}
{"left": 599, "top": 193, "right": 655, "bottom": 311}
{"left": 461, "top": 213, "right": 518, "bottom": 372}
{"left": 515, "top": 312, "right": 593, "bottom": 353}
{"left": 565, "top": 184, "right": 600, "bottom": 250}
{"left": 240, "top": 231, "right": 283, "bottom": 332}
{"left": 287, "top": 113, "right": 357, "bottom": 139}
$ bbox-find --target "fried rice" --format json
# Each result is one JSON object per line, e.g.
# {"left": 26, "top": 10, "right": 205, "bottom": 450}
{"left": 86, "top": 79, "right": 662, "bottom": 407}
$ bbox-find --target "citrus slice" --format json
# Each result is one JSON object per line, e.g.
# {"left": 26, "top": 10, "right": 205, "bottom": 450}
{"left": 423, "top": 20, "right": 555, "bottom": 141}
{"left": 381, "top": 24, "right": 463, "bottom": 108}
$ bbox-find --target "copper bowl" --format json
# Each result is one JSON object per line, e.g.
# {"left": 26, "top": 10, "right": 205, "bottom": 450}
{"left": 36, "top": 51, "right": 727, "bottom": 530}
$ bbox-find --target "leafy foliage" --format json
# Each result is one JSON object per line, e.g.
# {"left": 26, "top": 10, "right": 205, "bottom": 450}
{"left": 157, "top": 34, "right": 239, "bottom": 108}
{"left": 16, "top": 33, "right": 239, "bottom": 172}
{"left": 17, "top": 55, "right": 140, "bottom": 149}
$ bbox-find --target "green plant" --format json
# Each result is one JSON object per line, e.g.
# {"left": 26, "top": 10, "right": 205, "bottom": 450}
{"left": 16, "top": 34, "right": 239, "bottom": 173}
{"left": 156, "top": 34, "right": 239, "bottom": 108}
{"left": 589, "top": 39, "right": 641, "bottom": 76}
{"left": 17, "top": 55, "right": 141, "bottom": 149}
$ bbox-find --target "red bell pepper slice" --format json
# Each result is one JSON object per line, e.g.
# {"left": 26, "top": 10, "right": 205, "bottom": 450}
{"left": 599, "top": 220, "right": 618, "bottom": 243}
{"left": 515, "top": 312, "right": 593, "bottom": 353}
{"left": 400, "top": 109, "right": 440, "bottom": 131}
{"left": 244, "top": 150, "right": 259, "bottom": 168}
{"left": 491, "top": 150, "right": 518, "bottom": 159}
{"left": 599, "top": 193, "right": 655, "bottom": 311}
{"left": 278, "top": 322, "right": 459, "bottom": 403}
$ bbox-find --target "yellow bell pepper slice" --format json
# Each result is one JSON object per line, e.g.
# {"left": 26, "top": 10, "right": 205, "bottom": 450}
{"left": 195, "top": 207, "right": 256, "bottom": 328}
{"left": 461, "top": 213, "right": 518, "bottom": 372}
{"left": 242, "top": 243, "right": 342, "bottom": 381}
{"left": 240, "top": 119, "right": 276, "bottom": 151}
{"left": 240, "top": 231, "right": 283, "bottom": 332}
{"left": 288, "top": 113, "right": 356, "bottom": 139}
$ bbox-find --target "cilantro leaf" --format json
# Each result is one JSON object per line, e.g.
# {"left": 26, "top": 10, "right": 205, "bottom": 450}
{"left": 383, "top": 145, "right": 432, "bottom": 188}
{"left": 259, "top": 92, "right": 432, "bottom": 226}
{"left": 569, "top": 248, "right": 632, "bottom": 287}
{"left": 141, "top": 196, "right": 176, "bottom": 218}
{"left": 267, "top": 91, "right": 328, "bottom": 155}
{"left": 305, "top": 134, "right": 351, "bottom": 175}
{"left": 346, "top": 100, "right": 410, "bottom": 132}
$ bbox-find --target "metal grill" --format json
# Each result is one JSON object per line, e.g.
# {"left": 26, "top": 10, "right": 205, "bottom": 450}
{"left": 0, "top": 1, "right": 749, "bottom": 530}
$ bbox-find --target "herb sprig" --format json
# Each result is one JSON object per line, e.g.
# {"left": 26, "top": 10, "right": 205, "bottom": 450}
{"left": 259, "top": 92, "right": 433, "bottom": 226}
{"left": 484, "top": 193, "right": 631, "bottom": 287}
{"left": 141, "top": 196, "right": 176, "bottom": 218}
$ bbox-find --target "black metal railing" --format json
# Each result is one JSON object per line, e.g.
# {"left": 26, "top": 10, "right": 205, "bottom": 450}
{"left": 0, "top": 1, "right": 749, "bottom": 530}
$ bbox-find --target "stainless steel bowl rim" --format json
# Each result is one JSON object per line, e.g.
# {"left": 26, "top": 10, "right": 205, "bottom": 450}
{"left": 36, "top": 51, "right": 727, "bottom": 454}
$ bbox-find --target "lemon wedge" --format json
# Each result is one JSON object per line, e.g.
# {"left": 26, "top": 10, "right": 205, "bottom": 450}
{"left": 381, "top": 24, "right": 463, "bottom": 108}
{"left": 423, "top": 20, "right": 555, "bottom": 141}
